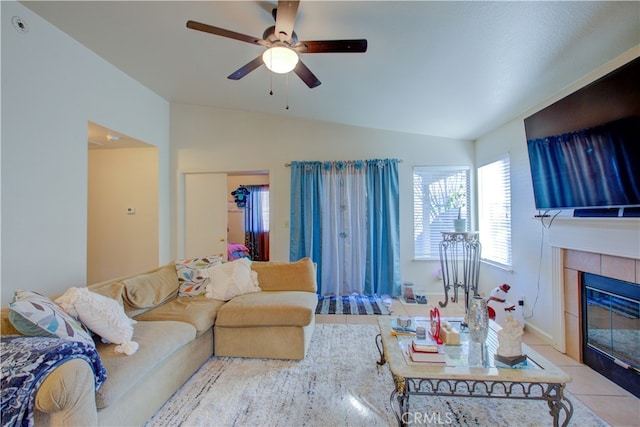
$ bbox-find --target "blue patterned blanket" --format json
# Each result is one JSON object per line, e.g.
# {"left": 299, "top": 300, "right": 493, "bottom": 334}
{"left": 1, "top": 335, "right": 107, "bottom": 427}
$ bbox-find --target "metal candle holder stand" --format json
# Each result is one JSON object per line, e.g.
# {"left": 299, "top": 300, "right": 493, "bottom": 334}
{"left": 438, "top": 232, "right": 482, "bottom": 325}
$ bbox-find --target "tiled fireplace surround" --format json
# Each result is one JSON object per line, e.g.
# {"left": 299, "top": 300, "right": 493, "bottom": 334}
{"left": 548, "top": 217, "right": 640, "bottom": 361}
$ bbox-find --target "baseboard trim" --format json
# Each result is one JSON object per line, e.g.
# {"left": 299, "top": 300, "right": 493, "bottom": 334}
{"left": 523, "top": 321, "right": 554, "bottom": 346}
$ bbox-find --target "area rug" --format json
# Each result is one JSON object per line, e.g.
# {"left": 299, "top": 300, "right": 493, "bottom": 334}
{"left": 145, "top": 324, "right": 609, "bottom": 427}
{"left": 315, "top": 294, "right": 390, "bottom": 315}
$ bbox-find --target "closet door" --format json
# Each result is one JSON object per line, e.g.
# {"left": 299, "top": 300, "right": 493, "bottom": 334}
{"left": 184, "top": 173, "right": 228, "bottom": 259}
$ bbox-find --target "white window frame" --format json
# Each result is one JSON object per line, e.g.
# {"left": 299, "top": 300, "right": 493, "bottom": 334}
{"left": 478, "top": 155, "right": 512, "bottom": 269}
{"left": 413, "top": 166, "right": 471, "bottom": 259}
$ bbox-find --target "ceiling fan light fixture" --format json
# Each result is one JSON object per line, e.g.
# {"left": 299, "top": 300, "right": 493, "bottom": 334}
{"left": 262, "top": 46, "right": 298, "bottom": 74}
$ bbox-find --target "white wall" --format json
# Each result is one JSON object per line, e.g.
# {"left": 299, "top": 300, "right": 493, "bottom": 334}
{"left": 475, "top": 47, "right": 640, "bottom": 340}
{"left": 170, "top": 103, "right": 475, "bottom": 296}
{"left": 1, "top": 2, "right": 170, "bottom": 304}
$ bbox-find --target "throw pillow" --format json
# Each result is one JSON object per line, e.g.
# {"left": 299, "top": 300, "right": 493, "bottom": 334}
{"left": 56, "top": 287, "right": 139, "bottom": 355}
{"left": 8, "top": 290, "right": 95, "bottom": 348}
{"left": 250, "top": 270, "right": 260, "bottom": 289}
{"left": 122, "top": 264, "right": 179, "bottom": 310}
{"left": 175, "top": 255, "right": 223, "bottom": 297}
{"left": 204, "top": 258, "right": 261, "bottom": 301}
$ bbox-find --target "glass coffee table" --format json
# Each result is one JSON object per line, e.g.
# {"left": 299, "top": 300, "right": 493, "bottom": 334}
{"left": 376, "top": 317, "right": 573, "bottom": 427}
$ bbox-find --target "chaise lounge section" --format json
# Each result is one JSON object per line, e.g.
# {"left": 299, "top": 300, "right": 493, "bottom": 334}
{"left": 214, "top": 260, "right": 319, "bottom": 359}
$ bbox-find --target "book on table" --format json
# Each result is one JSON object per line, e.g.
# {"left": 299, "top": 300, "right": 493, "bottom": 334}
{"left": 411, "top": 337, "right": 439, "bottom": 353}
{"left": 408, "top": 343, "right": 446, "bottom": 363}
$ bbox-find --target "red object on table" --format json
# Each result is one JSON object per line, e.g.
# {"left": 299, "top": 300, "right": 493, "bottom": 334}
{"left": 430, "top": 307, "right": 443, "bottom": 344}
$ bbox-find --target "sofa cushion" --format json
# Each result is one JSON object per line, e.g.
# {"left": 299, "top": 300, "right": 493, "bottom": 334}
{"left": 250, "top": 258, "right": 317, "bottom": 292}
{"left": 204, "top": 258, "right": 261, "bottom": 302}
{"left": 133, "top": 295, "right": 225, "bottom": 336}
{"left": 95, "top": 320, "right": 196, "bottom": 409}
{"left": 215, "top": 291, "right": 317, "bottom": 328}
{"left": 8, "top": 291, "right": 95, "bottom": 348}
{"left": 121, "top": 264, "right": 178, "bottom": 311}
{"left": 87, "top": 280, "right": 125, "bottom": 306}
{"left": 175, "top": 255, "right": 223, "bottom": 297}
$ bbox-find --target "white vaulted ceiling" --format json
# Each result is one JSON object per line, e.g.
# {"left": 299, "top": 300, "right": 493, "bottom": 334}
{"left": 22, "top": 1, "right": 640, "bottom": 140}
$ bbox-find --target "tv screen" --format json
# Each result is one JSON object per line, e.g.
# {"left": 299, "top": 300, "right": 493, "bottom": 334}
{"left": 527, "top": 116, "right": 640, "bottom": 210}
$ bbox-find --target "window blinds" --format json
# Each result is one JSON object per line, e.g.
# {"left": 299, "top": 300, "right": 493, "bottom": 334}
{"left": 478, "top": 156, "right": 512, "bottom": 268}
{"left": 413, "top": 166, "right": 471, "bottom": 259}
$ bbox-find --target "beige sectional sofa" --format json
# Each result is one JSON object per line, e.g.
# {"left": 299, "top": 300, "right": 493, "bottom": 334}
{"left": 0, "top": 258, "right": 317, "bottom": 426}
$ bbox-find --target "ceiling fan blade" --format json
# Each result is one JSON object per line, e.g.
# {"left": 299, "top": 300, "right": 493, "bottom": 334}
{"left": 275, "top": 1, "right": 300, "bottom": 42}
{"left": 186, "top": 20, "right": 265, "bottom": 46}
{"left": 227, "top": 55, "right": 265, "bottom": 80}
{"left": 296, "top": 39, "right": 368, "bottom": 54}
{"left": 294, "top": 60, "right": 321, "bottom": 89}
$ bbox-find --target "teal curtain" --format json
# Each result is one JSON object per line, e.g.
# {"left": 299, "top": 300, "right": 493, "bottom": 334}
{"left": 289, "top": 158, "right": 400, "bottom": 296}
{"left": 289, "top": 162, "right": 323, "bottom": 291}
{"left": 364, "top": 159, "right": 400, "bottom": 296}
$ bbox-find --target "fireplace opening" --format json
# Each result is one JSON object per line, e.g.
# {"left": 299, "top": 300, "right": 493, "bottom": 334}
{"left": 581, "top": 272, "right": 640, "bottom": 397}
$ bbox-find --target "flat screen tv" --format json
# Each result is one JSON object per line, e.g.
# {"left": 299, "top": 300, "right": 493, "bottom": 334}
{"left": 526, "top": 116, "right": 640, "bottom": 210}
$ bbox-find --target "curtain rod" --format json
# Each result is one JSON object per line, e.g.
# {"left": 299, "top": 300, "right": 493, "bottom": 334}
{"left": 285, "top": 159, "right": 403, "bottom": 167}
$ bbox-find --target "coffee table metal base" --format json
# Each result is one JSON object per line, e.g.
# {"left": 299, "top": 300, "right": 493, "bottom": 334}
{"left": 376, "top": 334, "right": 574, "bottom": 427}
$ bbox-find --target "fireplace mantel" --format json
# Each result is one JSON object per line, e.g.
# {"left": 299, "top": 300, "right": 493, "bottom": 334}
{"left": 546, "top": 216, "right": 640, "bottom": 353}
{"left": 548, "top": 217, "right": 640, "bottom": 259}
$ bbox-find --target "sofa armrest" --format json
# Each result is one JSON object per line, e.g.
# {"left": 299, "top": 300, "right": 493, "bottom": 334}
{"left": 250, "top": 258, "right": 317, "bottom": 293}
{"left": 1, "top": 308, "right": 21, "bottom": 335}
{"left": 34, "top": 358, "right": 98, "bottom": 426}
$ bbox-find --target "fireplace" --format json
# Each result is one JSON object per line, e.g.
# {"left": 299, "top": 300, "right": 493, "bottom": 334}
{"left": 547, "top": 217, "right": 639, "bottom": 397}
{"left": 581, "top": 272, "right": 640, "bottom": 397}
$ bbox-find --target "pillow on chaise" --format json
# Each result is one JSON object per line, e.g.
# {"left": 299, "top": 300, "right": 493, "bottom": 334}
{"left": 204, "top": 258, "right": 261, "bottom": 301}
{"left": 56, "top": 287, "right": 139, "bottom": 355}
{"left": 175, "top": 255, "right": 223, "bottom": 297}
{"left": 8, "top": 290, "right": 95, "bottom": 347}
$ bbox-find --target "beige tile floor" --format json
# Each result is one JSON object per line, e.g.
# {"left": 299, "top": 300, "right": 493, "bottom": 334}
{"left": 316, "top": 297, "right": 640, "bottom": 427}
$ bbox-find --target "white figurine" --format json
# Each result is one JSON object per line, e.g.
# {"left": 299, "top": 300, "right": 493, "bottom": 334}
{"left": 496, "top": 314, "right": 524, "bottom": 358}
{"left": 487, "top": 284, "right": 524, "bottom": 328}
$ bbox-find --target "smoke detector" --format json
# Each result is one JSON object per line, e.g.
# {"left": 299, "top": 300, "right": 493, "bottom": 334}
{"left": 12, "top": 16, "right": 29, "bottom": 33}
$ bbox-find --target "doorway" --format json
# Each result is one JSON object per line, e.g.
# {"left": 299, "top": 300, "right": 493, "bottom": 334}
{"left": 180, "top": 171, "right": 270, "bottom": 262}
{"left": 228, "top": 174, "right": 270, "bottom": 261}
{"left": 87, "top": 122, "right": 159, "bottom": 284}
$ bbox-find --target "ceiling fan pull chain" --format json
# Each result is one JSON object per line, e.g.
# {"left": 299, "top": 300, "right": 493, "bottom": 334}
{"left": 269, "top": 71, "right": 274, "bottom": 96}
{"left": 286, "top": 73, "right": 290, "bottom": 110}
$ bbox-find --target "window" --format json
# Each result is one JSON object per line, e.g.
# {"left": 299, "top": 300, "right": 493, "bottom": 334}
{"left": 260, "top": 187, "right": 270, "bottom": 231}
{"left": 413, "top": 166, "right": 471, "bottom": 259}
{"left": 478, "top": 156, "right": 511, "bottom": 268}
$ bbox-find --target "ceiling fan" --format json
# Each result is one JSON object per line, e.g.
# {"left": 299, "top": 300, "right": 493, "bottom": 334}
{"left": 186, "top": 0, "right": 367, "bottom": 89}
